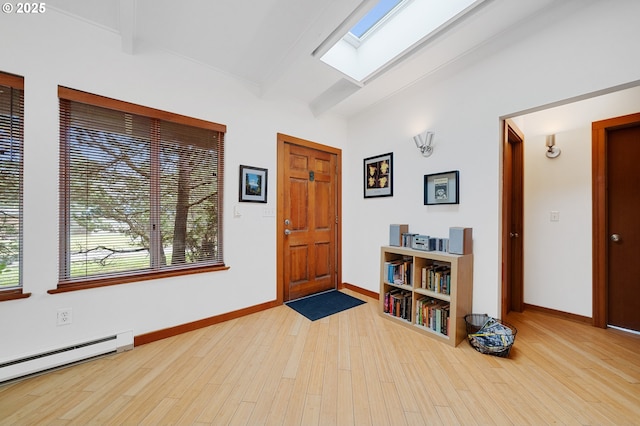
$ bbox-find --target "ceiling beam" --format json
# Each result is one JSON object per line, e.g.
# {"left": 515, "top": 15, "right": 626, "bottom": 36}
{"left": 119, "top": 0, "right": 136, "bottom": 54}
{"left": 309, "top": 78, "right": 362, "bottom": 117}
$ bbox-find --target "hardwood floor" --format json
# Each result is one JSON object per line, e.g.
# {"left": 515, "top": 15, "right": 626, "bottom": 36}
{"left": 2, "top": 289, "right": 640, "bottom": 425}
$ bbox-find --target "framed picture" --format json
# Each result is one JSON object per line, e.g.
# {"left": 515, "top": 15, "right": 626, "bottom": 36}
{"left": 424, "top": 170, "right": 459, "bottom": 205}
{"left": 239, "top": 165, "right": 268, "bottom": 203}
{"left": 364, "top": 152, "right": 393, "bottom": 198}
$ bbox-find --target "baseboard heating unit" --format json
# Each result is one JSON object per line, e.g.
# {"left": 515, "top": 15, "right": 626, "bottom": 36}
{"left": 0, "top": 330, "right": 133, "bottom": 384}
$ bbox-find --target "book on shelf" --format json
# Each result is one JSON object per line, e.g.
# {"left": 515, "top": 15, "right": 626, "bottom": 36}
{"left": 385, "top": 256, "right": 413, "bottom": 286}
{"left": 384, "top": 288, "right": 401, "bottom": 314}
{"left": 421, "top": 263, "right": 451, "bottom": 295}
{"left": 384, "top": 289, "right": 412, "bottom": 321}
{"left": 415, "top": 297, "right": 450, "bottom": 336}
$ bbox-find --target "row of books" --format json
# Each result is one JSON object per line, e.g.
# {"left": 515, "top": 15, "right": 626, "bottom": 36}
{"left": 383, "top": 289, "right": 412, "bottom": 321}
{"left": 420, "top": 263, "right": 451, "bottom": 295}
{"left": 416, "top": 297, "right": 450, "bottom": 336}
{"left": 384, "top": 256, "right": 413, "bottom": 285}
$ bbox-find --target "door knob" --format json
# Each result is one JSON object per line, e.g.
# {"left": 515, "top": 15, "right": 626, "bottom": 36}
{"left": 610, "top": 233, "right": 621, "bottom": 242}
{"left": 284, "top": 229, "right": 291, "bottom": 236}
{"left": 510, "top": 232, "right": 519, "bottom": 238}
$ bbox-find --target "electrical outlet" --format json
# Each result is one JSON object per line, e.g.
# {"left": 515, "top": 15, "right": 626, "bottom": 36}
{"left": 57, "top": 308, "right": 73, "bottom": 326}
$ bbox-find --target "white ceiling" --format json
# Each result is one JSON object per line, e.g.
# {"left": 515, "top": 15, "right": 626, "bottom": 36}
{"left": 46, "top": 0, "right": 577, "bottom": 118}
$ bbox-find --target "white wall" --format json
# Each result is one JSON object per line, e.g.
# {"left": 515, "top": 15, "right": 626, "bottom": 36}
{"left": 342, "top": 0, "right": 640, "bottom": 317}
{"left": 519, "top": 85, "right": 640, "bottom": 317}
{"left": 0, "top": 11, "right": 347, "bottom": 360}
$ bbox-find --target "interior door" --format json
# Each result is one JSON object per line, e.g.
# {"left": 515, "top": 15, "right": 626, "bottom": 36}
{"left": 278, "top": 134, "right": 340, "bottom": 302}
{"left": 605, "top": 122, "right": 640, "bottom": 331}
{"left": 502, "top": 119, "right": 524, "bottom": 318}
{"left": 593, "top": 113, "right": 640, "bottom": 331}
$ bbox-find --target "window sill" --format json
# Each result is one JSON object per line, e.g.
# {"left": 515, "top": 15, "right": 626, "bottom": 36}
{"left": 49, "top": 264, "right": 230, "bottom": 294}
{"left": 0, "top": 289, "right": 32, "bottom": 302}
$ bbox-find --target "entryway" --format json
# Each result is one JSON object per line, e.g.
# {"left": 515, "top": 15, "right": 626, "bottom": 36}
{"left": 276, "top": 134, "right": 342, "bottom": 302}
{"left": 502, "top": 104, "right": 640, "bottom": 332}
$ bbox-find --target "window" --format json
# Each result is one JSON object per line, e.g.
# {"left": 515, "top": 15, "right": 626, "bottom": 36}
{"left": 57, "top": 87, "right": 226, "bottom": 291}
{"left": 0, "top": 72, "right": 25, "bottom": 300}
{"left": 348, "top": 0, "right": 404, "bottom": 40}
{"left": 318, "top": 0, "right": 483, "bottom": 82}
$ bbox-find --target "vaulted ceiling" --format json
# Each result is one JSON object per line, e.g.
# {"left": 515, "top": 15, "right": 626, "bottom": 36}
{"left": 47, "top": 0, "right": 576, "bottom": 118}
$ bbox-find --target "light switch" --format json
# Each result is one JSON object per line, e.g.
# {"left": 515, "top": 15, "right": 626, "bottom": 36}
{"left": 550, "top": 211, "right": 560, "bottom": 222}
{"left": 263, "top": 208, "right": 275, "bottom": 217}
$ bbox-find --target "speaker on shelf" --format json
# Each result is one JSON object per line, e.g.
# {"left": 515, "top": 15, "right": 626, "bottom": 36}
{"left": 449, "top": 227, "right": 472, "bottom": 254}
{"left": 389, "top": 224, "right": 408, "bottom": 246}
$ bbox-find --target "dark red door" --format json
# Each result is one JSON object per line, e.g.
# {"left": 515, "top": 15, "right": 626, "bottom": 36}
{"left": 503, "top": 119, "right": 524, "bottom": 317}
{"left": 606, "top": 123, "right": 640, "bottom": 331}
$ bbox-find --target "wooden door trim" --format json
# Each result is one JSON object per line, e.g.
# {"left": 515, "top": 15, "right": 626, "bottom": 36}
{"left": 501, "top": 119, "right": 524, "bottom": 320}
{"left": 592, "top": 112, "right": 640, "bottom": 328}
{"left": 276, "top": 133, "right": 342, "bottom": 304}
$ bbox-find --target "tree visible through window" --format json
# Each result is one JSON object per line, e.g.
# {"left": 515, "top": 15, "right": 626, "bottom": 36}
{"left": 59, "top": 88, "right": 226, "bottom": 288}
{"left": 0, "top": 73, "right": 23, "bottom": 291}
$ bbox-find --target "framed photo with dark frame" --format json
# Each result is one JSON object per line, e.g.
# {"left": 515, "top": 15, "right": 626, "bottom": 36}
{"left": 364, "top": 152, "right": 393, "bottom": 198}
{"left": 424, "top": 170, "right": 459, "bottom": 205}
{"left": 239, "top": 165, "right": 268, "bottom": 203}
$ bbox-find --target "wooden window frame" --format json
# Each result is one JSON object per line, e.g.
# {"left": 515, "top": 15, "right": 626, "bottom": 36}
{"left": 52, "top": 87, "right": 228, "bottom": 294}
{"left": 0, "top": 72, "right": 30, "bottom": 302}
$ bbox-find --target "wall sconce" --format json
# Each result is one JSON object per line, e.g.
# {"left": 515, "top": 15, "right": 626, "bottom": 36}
{"left": 413, "top": 131, "right": 434, "bottom": 157}
{"left": 545, "top": 134, "right": 561, "bottom": 158}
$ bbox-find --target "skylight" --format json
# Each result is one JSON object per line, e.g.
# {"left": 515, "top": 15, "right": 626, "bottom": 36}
{"left": 349, "top": 0, "right": 403, "bottom": 39}
{"left": 318, "top": 0, "right": 483, "bottom": 83}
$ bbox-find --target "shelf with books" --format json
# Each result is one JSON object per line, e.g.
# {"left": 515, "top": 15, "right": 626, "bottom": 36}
{"left": 382, "top": 287, "right": 412, "bottom": 323}
{"left": 383, "top": 255, "right": 413, "bottom": 286}
{"left": 379, "top": 246, "right": 473, "bottom": 346}
{"left": 415, "top": 296, "right": 450, "bottom": 338}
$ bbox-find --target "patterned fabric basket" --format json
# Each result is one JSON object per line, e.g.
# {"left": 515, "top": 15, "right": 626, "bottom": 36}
{"left": 464, "top": 314, "right": 517, "bottom": 358}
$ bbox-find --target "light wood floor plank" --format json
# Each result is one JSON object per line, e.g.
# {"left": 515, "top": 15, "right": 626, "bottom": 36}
{"left": 337, "top": 368, "right": 355, "bottom": 425}
{"left": 263, "top": 377, "right": 294, "bottom": 425}
{"left": 301, "top": 393, "right": 322, "bottom": 426}
{"left": 174, "top": 383, "right": 220, "bottom": 424}
{"left": 360, "top": 335, "right": 392, "bottom": 425}
{"left": 319, "top": 333, "right": 339, "bottom": 425}
{"left": 89, "top": 395, "right": 133, "bottom": 425}
{"left": 229, "top": 400, "right": 256, "bottom": 426}
{"left": 282, "top": 318, "right": 310, "bottom": 379}
{"left": 138, "top": 396, "right": 178, "bottom": 425}
{"left": 194, "top": 382, "right": 232, "bottom": 423}
{"left": 348, "top": 344, "right": 373, "bottom": 426}
{"left": 307, "top": 321, "right": 329, "bottom": 396}
{"left": 282, "top": 350, "right": 314, "bottom": 426}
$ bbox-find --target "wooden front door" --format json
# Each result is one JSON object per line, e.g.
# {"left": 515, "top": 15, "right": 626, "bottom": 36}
{"left": 593, "top": 113, "right": 640, "bottom": 331}
{"left": 502, "top": 119, "right": 524, "bottom": 318}
{"left": 277, "top": 134, "right": 341, "bottom": 302}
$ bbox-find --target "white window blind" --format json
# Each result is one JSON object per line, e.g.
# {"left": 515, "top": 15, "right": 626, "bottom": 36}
{"left": 59, "top": 88, "right": 225, "bottom": 287}
{"left": 0, "top": 73, "right": 23, "bottom": 291}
